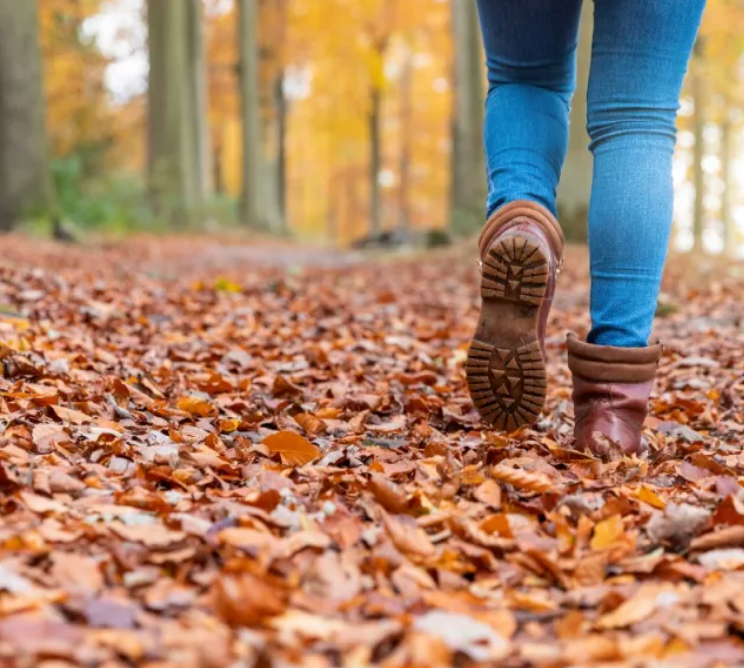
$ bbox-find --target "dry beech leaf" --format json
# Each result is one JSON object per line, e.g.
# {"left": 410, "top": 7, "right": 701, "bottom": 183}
{"left": 634, "top": 485, "right": 666, "bottom": 510}
{"left": 294, "top": 412, "right": 327, "bottom": 436}
{"left": 383, "top": 513, "right": 435, "bottom": 557}
{"left": 474, "top": 479, "right": 502, "bottom": 509}
{"left": 368, "top": 472, "right": 409, "bottom": 514}
{"left": 176, "top": 396, "right": 217, "bottom": 418}
{"left": 213, "top": 573, "right": 285, "bottom": 627}
{"left": 489, "top": 465, "right": 554, "bottom": 494}
{"left": 691, "top": 525, "right": 744, "bottom": 552}
{"left": 697, "top": 548, "right": 744, "bottom": 571}
{"left": 590, "top": 514, "right": 624, "bottom": 551}
{"left": 574, "top": 551, "right": 609, "bottom": 586}
{"left": 109, "top": 522, "right": 186, "bottom": 549}
{"left": 647, "top": 502, "right": 711, "bottom": 547}
{"left": 596, "top": 585, "right": 669, "bottom": 629}
{"left": 262, "top": 431, "right": 320, "bottom": 467}
{"left": 712, "top": 495, "right": 744, "bottom": 526}
{"left": 51, "top": 405, "right": 91, "bottom": 425}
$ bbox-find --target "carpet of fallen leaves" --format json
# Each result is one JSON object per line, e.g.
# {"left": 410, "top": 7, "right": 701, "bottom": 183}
{"left": 0, "top": 234, "right": 743, "bottom": 668}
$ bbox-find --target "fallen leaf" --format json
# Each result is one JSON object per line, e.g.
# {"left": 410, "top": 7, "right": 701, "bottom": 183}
{"left": 368, "top": 472, "right": 409, "bottom": 514}
{"left": 294, "top": 412, "right": 327, "bottom": 436}
{"left": 474, "top": 479, "right": 502, "bottom": 509}
{"left": 176, "top": 396, "right": 217, "bottom": 417}
{"left": 413, "top": 611, "right": 510, "bottom": 661}
{"left": 383, "top": 513, "right": 435, "bottom": 557}
{"left": 262, "top": 431, "right": 320, "bottom": 467}
{"left": 213, "top": 573, "right": 285, "bottom": 627}
{"left": 51, "top": 405, "right": 92, "bottom": 425}
{"left": 591, "top": 514, "right": 624, "bottom": 550}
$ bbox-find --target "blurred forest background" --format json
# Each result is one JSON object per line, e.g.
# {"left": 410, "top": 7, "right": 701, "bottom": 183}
{"left": 1, "top": 0, "right": 743, "bottom": 252}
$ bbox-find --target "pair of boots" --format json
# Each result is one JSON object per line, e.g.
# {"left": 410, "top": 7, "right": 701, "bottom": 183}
{"left": 468, "top": 200, "right": 662, "bottom": 457}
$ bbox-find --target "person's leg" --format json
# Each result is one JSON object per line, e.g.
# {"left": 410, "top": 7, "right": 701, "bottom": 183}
{"left": 477, "top": 0, "right": 584, "bottom": 217}
{"left": 586, "top": 0, "right": 706, "bottom": 347}
{"left": 569, "top": 1, "right": 705, "bottom": 458}
{"left": 469, "top": 2, "right": 582, "bottom": 431}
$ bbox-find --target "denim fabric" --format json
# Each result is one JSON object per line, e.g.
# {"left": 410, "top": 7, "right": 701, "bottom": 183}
{"left": 476, "top": 0, "right": 706, "bottom": 347}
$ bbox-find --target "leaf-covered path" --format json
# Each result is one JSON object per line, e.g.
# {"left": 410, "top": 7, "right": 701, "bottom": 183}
{"left": 0, "top": 235, "right": 743, "bottom": 667}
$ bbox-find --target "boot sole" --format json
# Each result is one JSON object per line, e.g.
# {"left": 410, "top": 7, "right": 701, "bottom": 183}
{"left": 467, "top": 234, "right": 549, "bottom": 431}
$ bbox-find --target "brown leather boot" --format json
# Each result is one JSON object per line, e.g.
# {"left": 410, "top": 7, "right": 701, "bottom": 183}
{"left": 567, "top": 334, "right": 663, "bottom": 457}
{"left": 467, "top": 200, "right": 564, "bottom": 431}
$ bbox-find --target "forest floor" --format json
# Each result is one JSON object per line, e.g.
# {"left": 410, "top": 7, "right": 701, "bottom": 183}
{"left": 0, "top": 234, "right": 742, "bottom": 667}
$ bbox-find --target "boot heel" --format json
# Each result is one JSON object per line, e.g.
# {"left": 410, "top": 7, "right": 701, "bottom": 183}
{"left": 467, "top": 234, "right": 549, "bottom": 431}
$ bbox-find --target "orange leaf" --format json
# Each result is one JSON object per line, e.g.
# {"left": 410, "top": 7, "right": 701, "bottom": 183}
{"left": 177, "top": 396, "right": 216, "bottom": 418}
{"left": 634, "top": 485, "right": 666, "bottom": 510}
{"left": 368, "top": 473, "right": 408, "bottom": 514}
{"left": 591, "top": 514, "right": 624, "bottom": 551}
{"left": 262, "top": 431, "right": 320, "bottom": 467}
{"left": 51, "top": 405, "right": 92, "bottom": 425}
{"left": 294, "top": 413, "right": 327, "bottom": 437}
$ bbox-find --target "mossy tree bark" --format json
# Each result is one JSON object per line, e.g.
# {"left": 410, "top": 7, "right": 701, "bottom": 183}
{"left": 0, "top": 0, "right": 50, "bottom": 231}
{"left": 147, "top": 0, "right": 209, "bottom": 225}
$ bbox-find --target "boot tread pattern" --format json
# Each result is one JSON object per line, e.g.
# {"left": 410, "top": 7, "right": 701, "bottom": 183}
{"left": 481, "top": 237, "right": 548, "bottom": 305}
{"left": 467, "top": 340, "right": 547, "bottom": 431}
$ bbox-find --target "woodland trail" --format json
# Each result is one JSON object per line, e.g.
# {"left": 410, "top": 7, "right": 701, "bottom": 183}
{"left": 0, "top": 235, "right": 742, "bottom": 667}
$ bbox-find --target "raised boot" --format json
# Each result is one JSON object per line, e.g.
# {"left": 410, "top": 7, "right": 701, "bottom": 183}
{"left": 567, "top": 334, "right": 663, "bottom": 457}
{"left": 467, "top": 200, "right": 564, "bottom": 431}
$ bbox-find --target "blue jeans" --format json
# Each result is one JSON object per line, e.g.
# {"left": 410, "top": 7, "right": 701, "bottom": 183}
{"left": 476, "top": 0, "right": 705, "bottom": 347}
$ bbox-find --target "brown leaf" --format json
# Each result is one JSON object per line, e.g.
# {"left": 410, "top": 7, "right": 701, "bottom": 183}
{"left": 32, "top": 424, "right": 68, "bottom": 452}
{"left": 49, "top": 470, "right": 85, "bottom": 494}
{"left": 213, "top": 573, "right": 286, "bottom": 627}
{"left": 272, "top": 375, "right": 303, "bottom": 398}
{"left": 474, "top": 479, "right": 502, "bottom": 509}
{"left": 647, "top": 502, "right": 711, "bottom": 547}
{"left": 383, "top": 513, "right": 435, "bottom": 557}
{"left": 590, "top": 514, "right": 624, "bottom": 550}
{"left": 109, "top": 522, "right": 186, "bottom": 549}
{"left": 176, "top": 396, "right": 217, "bottom": 418}
{"left": 51, "top": 405, "right": 92, "bottom": 425}
{"left": 368, "top": 472, "right": 409, "bottom": 514}
{"left": 691, "top": 525, "right": 744, "bottom": 552}
{"left": 489, "top": 465, "right": 554, "bottom": 494}
{"left": 294, "top": 412, "right": 327, "bottom": 436}
{"left": 262, "top": 431, "right": 320, "bottom": 467}
{"left": 574, "top": 552, "right": 609, "bottom": 586}
{"left": 596, "top": 585, "right": 668, "bottom": 629}
{"left": 712, "top": 495, "right": 744, "bottom": 526}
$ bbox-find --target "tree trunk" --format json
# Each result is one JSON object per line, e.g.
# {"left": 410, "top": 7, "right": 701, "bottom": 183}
{"left": 187, "top": 0, "right": 212, "bottom": 197}
{"left": 147, "top": 0, "right": 204, "bottom": 224}
{"left": 721, "top": 108, "right": 734, "bottom": 257}
{"left": 450, "top": 0, "right": 486, "bottom": 233}
{"left": 238, "top": 0, "right": 263, "bottom": 228}
{"left": 692, "top": 43, "right": 705, "bottom": 254}
{"left": 556, "top": 2, "right": 593, "bottom": 242}
{"left": 397, "top": 48, "right": 413, "bottom": 234}
{"left": 276, "top": 74, "right": 288, "bottom": 225}
{"left": 369, "top": 84, "right": 382, "bottom": 236}
{"left": 0, "top": 0, "right": 50, "bottom": 231}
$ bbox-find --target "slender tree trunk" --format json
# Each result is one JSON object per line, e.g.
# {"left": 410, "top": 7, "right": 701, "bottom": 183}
{"left": 0, "top": 0, "right": 50, "bottom": 230}
{"left": 238, "top": 0, "right": 263, "bottom": 228}
{"left": 692, "top": 43, "right": 705, "bottom": 253}
{"left": 721, "top": 107, "right": 734, "bottom": 257}
{"left": 450, "top": 0, "right": 485, "bottom": 233}
{"left": 147, "top": 0, "right": 204, "bottom": 224}
{"left": 557, "top": 2, "right": 593, "bottom": 242}
{"left": 187, "top": 0, "right": 212, "bottom": 197}
{"left": 276, "top": 75, "right": 288, "bottom": 225}
{"left": 397, "top": 48, "right": 413, "bottom": 234}
{"left": 369, "top": 84, "right": 383, "bottom": 235}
